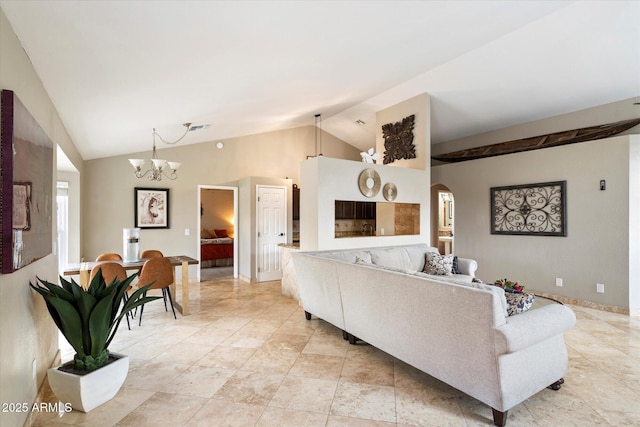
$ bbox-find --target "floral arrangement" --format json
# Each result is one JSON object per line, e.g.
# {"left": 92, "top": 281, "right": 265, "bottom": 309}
{"left": 494, "top": 278, "right": 525, "bottom": 293}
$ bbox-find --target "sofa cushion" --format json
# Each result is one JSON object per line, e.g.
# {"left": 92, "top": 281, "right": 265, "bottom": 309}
{"left": 423, "top": 252, "right": 454, "bottom": 275}
{"left": 505, "top": 292, "right": 535, "bottom": 316}
{"left": 370, "top": 248, "right": 415, "bottom": 272}
{"left": 325, "top": 250, "right": 372, "bottom": 264}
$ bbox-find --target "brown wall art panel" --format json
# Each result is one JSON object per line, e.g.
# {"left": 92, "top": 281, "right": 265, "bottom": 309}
{"left": 1, "top": 90, "right": 53, "bottom": 273}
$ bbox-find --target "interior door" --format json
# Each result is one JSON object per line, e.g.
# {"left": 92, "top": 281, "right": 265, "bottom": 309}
{"left": 257, "top": 185, "right": 286, "bottom": 282}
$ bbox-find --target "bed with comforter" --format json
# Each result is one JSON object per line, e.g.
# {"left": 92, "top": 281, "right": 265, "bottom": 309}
{"left": 200, "top": 237, "right": 233, "bottom": 267}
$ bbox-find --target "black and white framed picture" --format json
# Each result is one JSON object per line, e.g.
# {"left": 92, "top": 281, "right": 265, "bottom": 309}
{"left": 491, "top": 181, "right": 566, "bottom": 236}
{"left": 134, "top": 187, "right": 169, "bottom": 229}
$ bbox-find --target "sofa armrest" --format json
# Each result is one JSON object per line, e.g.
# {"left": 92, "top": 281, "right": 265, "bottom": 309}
{"left": 456, "top": 257, "right": 477, "bottom": 277}
{"left": 494, "top": 304, "right": 576, "bottom": 354}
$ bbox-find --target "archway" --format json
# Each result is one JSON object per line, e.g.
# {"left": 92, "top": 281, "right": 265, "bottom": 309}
{"left": 430, "top": 184, "right": 455, "bottom": 254}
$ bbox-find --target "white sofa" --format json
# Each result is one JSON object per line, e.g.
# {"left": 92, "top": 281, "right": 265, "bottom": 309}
{"left": 292, "top": 244, "right": 576, "bottom": 427}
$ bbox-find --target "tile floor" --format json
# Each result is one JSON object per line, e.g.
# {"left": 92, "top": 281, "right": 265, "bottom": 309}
{"left": 32, "top": 278, "right": 640, "bottom": 426}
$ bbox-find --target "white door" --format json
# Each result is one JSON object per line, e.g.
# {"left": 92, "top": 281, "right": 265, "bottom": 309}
{"left": 257, "top": 186, "right": 286, "bottom": 282}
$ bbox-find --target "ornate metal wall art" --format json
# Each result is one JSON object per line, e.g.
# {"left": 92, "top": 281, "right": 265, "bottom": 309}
{"left": 491, "top": 181, "right": 567, "bottom": 236}
{"left": 382, "top": 114, "right": 416, "bottom": 164}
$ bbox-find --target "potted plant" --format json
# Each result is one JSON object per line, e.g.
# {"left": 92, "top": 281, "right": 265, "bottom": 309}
{"left": 30, "top": 270, "right": 160, "bottom": 412}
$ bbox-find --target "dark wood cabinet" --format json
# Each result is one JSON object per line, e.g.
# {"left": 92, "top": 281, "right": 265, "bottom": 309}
{"left": 356, "top": 202, "right": 376, "bottom": 220}
{"left": 335, "top": 200, "right": 355, "bottom": 219}
{"left": 293, "top": 186, "right": 300, "bottom": 220}
{"left": 335, "top": 200, "right": 375, "bottom": 220}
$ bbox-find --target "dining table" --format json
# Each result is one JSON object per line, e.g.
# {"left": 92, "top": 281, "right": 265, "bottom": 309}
{"left": 63, "top": 255, "right": 199, "bottom": 315}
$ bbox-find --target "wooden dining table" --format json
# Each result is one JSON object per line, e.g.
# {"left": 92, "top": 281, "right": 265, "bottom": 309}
{"left": 63, "top": 255, "right": 199, "bottom": 315}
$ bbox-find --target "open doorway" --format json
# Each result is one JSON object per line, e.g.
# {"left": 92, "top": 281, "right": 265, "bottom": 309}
{"left": 197, "top": 185, "right": 238, "bottom": 281}
{"left": 430, "top": 184, "right": 455, "bottom": 255}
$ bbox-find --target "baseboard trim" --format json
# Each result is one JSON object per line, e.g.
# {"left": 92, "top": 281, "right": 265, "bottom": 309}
{"left": 23, "top": 350, "right": 61, "bottom": 427}
{"left": 534, "top": 292, "right": 630, "bottom": 316}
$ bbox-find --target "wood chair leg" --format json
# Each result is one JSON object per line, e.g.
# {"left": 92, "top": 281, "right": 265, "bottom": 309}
{"left": 492, "top": 408, "right": 508, "bottom": 427}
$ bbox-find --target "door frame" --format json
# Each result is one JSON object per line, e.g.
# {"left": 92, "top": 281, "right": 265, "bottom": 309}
{"left": 197, "top": 185, "right": 239, "bottom": 281}
{"left": 256, "top": 184, "right": 287, "bottom": 282}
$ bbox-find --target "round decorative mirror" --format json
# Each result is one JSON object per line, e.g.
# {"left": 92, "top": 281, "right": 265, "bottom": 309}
{"left": 358, "top": 169, "right": 381, "bottom": 198}
{"left": 383, "top": 183, "right": 397, "bottom": 201}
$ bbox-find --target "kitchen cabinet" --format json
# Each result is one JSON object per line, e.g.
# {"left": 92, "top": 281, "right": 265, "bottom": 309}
{"left": 335, "top": 200, "right": 375, "bottom": 220}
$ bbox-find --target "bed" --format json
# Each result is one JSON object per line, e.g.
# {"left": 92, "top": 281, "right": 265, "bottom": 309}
{"left": 200, "top": 237, "right": 234, "bottom": 268}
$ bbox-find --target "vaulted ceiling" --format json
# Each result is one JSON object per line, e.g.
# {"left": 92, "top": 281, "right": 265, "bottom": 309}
{"left": 1, "top": 1, "right": 638, "bottom": 160}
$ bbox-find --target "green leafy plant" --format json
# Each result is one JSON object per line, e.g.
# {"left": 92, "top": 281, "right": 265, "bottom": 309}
{"left": 30, "top": 271, "right": 161, "bottom": 371}
{"left": 494, "top": 278, "right": 525, "bottom": 293}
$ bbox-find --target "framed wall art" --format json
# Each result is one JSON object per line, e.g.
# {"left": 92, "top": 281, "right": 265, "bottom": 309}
{"left": 1, "top": 90, "right": 54, "bottom": 273}
{"left": 134, "top": 187, "right": 170, "bottom": 229}
{"left": 491, "top": 181, "right": 567, "bottom": 236}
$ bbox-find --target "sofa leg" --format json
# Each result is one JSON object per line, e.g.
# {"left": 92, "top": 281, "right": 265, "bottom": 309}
{"left": 548, "top": 378, "right": 564, "bottom": 391}
{"left": 347, "top": 333, "right": 358, "bottom": 345}
{"left": 304, "top": 311, "right": 311, "bottom": 320}
{"left": 342, "top": 330, "right": 349, "bottom": 340}
{"left": 492, "top": 408, "right": 508, "bottom": 427}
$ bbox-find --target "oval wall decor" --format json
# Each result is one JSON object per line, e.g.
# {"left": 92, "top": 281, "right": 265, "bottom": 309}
{"left": 383, "top": 183, "right": 397, "bottom": 201}
{"left": 358, "top": 169, "right": 381, "bottom": 198}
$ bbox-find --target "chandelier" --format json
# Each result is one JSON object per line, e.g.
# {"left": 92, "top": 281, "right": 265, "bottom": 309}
{"left": 128, "top": 123, "right": 191, "bottom": 181}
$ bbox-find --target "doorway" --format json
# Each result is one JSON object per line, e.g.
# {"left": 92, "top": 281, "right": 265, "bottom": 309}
{"left": 256, "top": 185, "right": 287, "bottom": 282}
{"left": 430, "top": 184, "right": 455, "bottom": 255}
{"left": 197, "top": 185, "right": 238, "bottom": 282}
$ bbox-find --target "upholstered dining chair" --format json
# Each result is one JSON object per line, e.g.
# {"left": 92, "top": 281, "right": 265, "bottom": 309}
{"left": 141, "top": 249, "right": 163, "bottom": 259}
{"left": 95, "top": 253, "right": 122, "bottom": 261}
{"left": 137, "top": 257, "right": 176, "bottom": 326}
{"left": 89, "top": 262, "right": 133, "bottom": 329}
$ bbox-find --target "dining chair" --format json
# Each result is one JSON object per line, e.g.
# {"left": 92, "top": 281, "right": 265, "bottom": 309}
{"left": 89, "top": 262, "right": 133, "bottom": 329}
{"left": 141, "top": 249, "right": 163, "bottom": 259}
{"left": 137, "top": 257, "right": 176, "bottom": 325}
{"left": 95, "top": 253, "right": 122, "bottom": 261}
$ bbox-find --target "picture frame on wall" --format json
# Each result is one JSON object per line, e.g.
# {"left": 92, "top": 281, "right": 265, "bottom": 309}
{"left": 491, "top": 180, "right": 567, "bottom": 236}
{"left": 134, "top": 187, "right": 170, "bottom": 229}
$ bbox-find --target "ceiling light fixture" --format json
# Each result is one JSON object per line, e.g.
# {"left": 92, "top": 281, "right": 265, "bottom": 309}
{"left": 128, "top": 123, "right": 191, "bottom": 181}
{"left": 314, "top": 113, "right": 323, "bottom": 157}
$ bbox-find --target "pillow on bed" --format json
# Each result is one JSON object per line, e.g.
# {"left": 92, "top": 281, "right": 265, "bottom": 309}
{"left": 214, "top": 229, "right": 229, "bottom": 238}
{"left": 204, "top": 228, "right": 218, "bottom": 238}
{"left": 201, "top": 228, "right": 213, "bottom": 238}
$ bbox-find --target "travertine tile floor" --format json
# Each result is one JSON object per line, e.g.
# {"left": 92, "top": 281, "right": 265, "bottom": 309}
{"left": 32, "top": 278, "right": 640, "bottom": 426}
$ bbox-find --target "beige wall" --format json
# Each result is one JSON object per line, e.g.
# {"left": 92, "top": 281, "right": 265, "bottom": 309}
{"left": 300, "top": 157, "right": 429, "bottom": 251}
{"left": 201, "top": 188, "right": 235, "bottom": 237}
{"left": 0, "top": 9, "right": 82, "bottom": 427}
{"left": 376, "top": 93, "right": 430, "bottom": 170}
{"left": 82, "top": 126, "right": 360, "bottom": 280}
{"left": 432, "top": 135, "right": 639, "bottom": 311}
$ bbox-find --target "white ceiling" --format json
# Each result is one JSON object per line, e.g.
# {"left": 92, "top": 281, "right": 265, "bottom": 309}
{"left": 1, "top": 1, "right": 638, "bottom": 161}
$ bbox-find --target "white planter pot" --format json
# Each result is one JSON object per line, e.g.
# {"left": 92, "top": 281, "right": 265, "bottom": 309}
{"left": 47, "top": 353, "right": 129, "bottom": 412}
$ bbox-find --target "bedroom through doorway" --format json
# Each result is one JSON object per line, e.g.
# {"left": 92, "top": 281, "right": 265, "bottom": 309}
{"left": 197, "top": 185, "right": 239, "bottom": 281}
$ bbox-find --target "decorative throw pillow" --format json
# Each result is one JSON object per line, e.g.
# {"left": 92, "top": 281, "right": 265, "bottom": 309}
{"left": 423, "top": 252, "right": 454, "bottom": 276}
{"left": 201, "top": 228, "right": 213, "bottom": 238}
{"left": 205, "top": 228, "right": 218, "bottom": 238}
{"left": 214, "top": 229, "right": 229, "bottom": 238}
{"left": 505, "top": 292, "right": 535, "bottom": 316}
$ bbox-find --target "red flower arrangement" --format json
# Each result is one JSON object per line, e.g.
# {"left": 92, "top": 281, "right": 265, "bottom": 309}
{"left": 494, "top": 278, "right": 525, "bottom": 293}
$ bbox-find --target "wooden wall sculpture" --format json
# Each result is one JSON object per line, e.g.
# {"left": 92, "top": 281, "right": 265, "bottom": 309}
{"left": 382, "top": 114, "right": 416, "bottom": 164}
